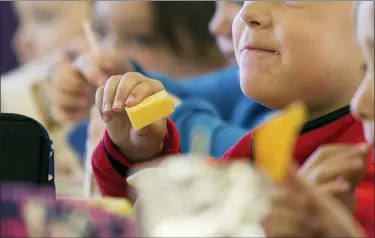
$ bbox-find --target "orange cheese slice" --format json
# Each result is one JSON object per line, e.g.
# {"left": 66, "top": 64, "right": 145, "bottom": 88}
{"left": 254, "top": 102, "right": 308, "bottom": 181}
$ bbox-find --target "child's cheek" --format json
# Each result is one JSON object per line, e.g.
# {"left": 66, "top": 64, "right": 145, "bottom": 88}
{"left": 231, "top": 17, "right": 245, "bottom": 63}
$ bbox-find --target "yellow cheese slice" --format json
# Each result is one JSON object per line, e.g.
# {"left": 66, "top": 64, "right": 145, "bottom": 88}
{"left": 254, "top": 102, "right": 308, "bottom": 181}
{"left": 88, "top": 197, "right": 133, "bottom": 217}
{"left": 125, "top": 90, "right": 175, "bottom": 130}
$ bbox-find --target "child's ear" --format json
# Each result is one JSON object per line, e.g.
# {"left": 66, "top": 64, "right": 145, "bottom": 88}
{"left": 127, "top": 167, "right": 161, "bottom": 187}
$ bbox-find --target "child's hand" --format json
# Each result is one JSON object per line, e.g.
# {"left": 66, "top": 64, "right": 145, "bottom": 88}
{"left": 73, "top": 49, "right": 128, "bottom": 87}
{"left": 314, "top": 189, "right": 367, "bottom": 238}
{"left": 75, "top": 20, "right": 129, "bottom": 87}
{"left": 298, "top": 144, "right": 368, "bottom": 210}
{"left": 262, "top": 167, "right": 321, "bottom": 237}
{"left": 49, "top": 22, "right": 129, "bottom": 123}
{"left": 48, "top": 59, "right": 96, "bottom": 122}
{"left": 87, "top": 106, "right": 106, "bottom": 143}
{"left": 96, "top": 73, "right": 167, "bottom": 161}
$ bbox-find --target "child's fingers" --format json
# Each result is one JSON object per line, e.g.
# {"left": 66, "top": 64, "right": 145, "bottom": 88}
{"left": 298, "top": 144, "right": 368, "bottom": 176}
{"left": 51, "top": 91, "right": 91, "bottom": 109}
{"left": 102, "top": 76, "right": 122, "bottom": 115}
{"left": 283, "top": 161, "right": 308, "bottom": 191}
{"left": 83, "top": 20, "right": 101, "bottom": 56}
{"left": 126, "top": 82, "right": 156, "bottom": 106}
{"left": 125, "top": 80, "right": 164, "bottom": 107}
{"left": 317, "top": 180, "right": 351, "bottom": 194}
{"left": 95, "top": 86, "right": 105, "bottom": 120}
{"left": 312, "top": 156, "right": 365, "bottom": 185}
{"left": 51, "top": 62, "right": 87, "bottom": 91}
{"left": 302, "top": 143, "right": 368, "bottom": 171}
{"left": 112, "top": 73, "right": 145, "bottom": 111}
{"left": 74, "top": 53, "right": 108, "bottom": 86}
{"left": 263, "top": 206, "right": 319, "bottom": 237}
{"left": 271, "top": 186, "right": 310, "bottom": 212}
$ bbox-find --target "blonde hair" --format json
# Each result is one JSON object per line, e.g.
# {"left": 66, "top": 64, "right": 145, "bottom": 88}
{"left": 353, "top": 1, "right": 374, "bottom": 30}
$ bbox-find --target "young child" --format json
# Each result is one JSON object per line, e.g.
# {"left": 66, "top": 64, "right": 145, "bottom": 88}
{"left": 131, "top": 0, "right": 271, "bottom": 157}
{"left": 50, "top": 1, "right": 270, "bottom": 159}
{"left": 2, "top": 1, "right": 94, "bottom": 196}
{"left": 92, "top": 1, "right": 374, "bottom": 236}
{"left": 351, "top": 1, "right": 374, "bottom": 148}
{"left": 49, "top": 0, "right": 227, "bottom": 124}
{"left": 12, "top": 1, "right": 92, "bottom": 64}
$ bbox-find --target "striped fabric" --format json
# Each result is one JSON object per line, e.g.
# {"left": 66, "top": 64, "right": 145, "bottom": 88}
{"left": 0, "top": 184, "right": 137, "bottom": 237}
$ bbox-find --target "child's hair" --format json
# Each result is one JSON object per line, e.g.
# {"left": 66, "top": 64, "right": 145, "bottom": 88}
{"left": 150, "top": 2, "right": 217, "bottom": 60}
{"left": 353, "top": 1, "right": 374, "bottom": 30}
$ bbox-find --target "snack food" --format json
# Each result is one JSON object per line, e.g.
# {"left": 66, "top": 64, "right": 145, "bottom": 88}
{"left": 254, "top": 102, "right": 308, "bottom": 181}
{"left": 125, "top": 90, "right": 175, "bottom": 130}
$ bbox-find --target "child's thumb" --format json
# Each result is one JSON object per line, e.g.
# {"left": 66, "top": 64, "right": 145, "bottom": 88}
{"left": 285, "top": 161, "right": 306, "bottom": 189}
{"left": 98, "top": 50, "right": 119, "bottom": 74}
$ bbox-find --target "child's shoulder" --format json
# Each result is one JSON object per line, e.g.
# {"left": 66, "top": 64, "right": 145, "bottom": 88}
{"left": 221, "top": 110, "right": 365, "bottom": 163}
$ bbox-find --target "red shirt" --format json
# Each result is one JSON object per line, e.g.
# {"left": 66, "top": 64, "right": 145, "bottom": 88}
{"left": 92, "top": 106, "right": 374, "bottom": 237}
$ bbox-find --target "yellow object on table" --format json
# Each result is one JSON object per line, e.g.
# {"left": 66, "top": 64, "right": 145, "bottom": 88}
{"left": 88, "top": 197, "right": 133, "bottom": 217}
{"left": 125, "top": 90, "right": 175, "bottom": 130}
{"left": 254, "top": 102, "right": 308, "bottom": 181}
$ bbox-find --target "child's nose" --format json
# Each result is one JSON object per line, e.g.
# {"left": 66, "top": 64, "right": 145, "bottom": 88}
{"left": 239, "top": 2, "right": 272, "bottom": 29}
{"left": 351, "top": 78, "right": 374, "bottom": 121}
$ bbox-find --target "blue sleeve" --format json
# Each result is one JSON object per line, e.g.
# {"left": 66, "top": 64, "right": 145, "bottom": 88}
{"left": 171, "top": 99, "right": 249, "bottom": 158}
{"left": 67, "top": 121, "right": 89, "bottom": 163}
{"left": 131, "top": 61, "right": 242, "bottom": 122}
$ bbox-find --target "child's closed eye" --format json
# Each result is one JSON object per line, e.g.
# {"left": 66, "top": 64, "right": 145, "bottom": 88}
{"left": 92, "top": 21, "right": 107, "bottom": 40}
{"left": 121, "top": 33, "right": 156, "bottom": 47}
{"left": 31, "top": 9, "right": 58, "bottom": 23}
{"left": 233, "top": 1, "right": 244, "bottom": 7}
{"left": 284, "top": 1, "right": 306, "bottom": 8}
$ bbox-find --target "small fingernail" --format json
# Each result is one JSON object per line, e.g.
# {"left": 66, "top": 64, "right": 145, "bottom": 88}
{"left": 351, "top": 158, "right": 364, "bottom": 168}
{"left": 337, "top": 178, "right": 350, "bottom": 189}
{"left": 356, "top": 143, "right": 369, "bottom": 152}
{"left": 112, "top": 100, "right": 123, "bottom": 109}
{"left": 103, "top": 103, "right": 112, "bottom": 112}
{"left": 102, "top": 113, "right": 110, "bottom": 122}
{"left": 125, "top": 96, "right": 136, "bottom": 105}
{"left": 340, "top": 183, "right": 350, "bottom": 191}
{"left": 103, "top": 61, "right": 115, "bottom": 72}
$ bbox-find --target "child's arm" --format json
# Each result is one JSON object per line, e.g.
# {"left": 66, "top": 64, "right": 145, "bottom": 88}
{"left": 132, "top": 61, "right": 242, "bottom": 122}
{"left": 354, "top": 151, "right": 374, "bottom": 238}
{"left": 91, "top": 119, "right": 180, "bottom": 198}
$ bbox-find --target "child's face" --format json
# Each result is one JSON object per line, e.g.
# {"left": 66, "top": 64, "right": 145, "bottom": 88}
{"left": 13, "top": 2, "right": 92, "bottom": 63}
{"left": 351, "top": 1, "right": 374, "bottom": 145}
{"left": 92, "top": 2, "right": 181, "bottom": 75}
{"left": 233, "top": 2, "right": 364, "bottom": 118}
{"left": 209, "top": 1, "right": 243, "bottom": 64}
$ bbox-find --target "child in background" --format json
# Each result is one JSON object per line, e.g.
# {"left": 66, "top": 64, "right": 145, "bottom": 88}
{"left": 351, "top": 1, "right": 374, "bottom": 148}
{"left": 48, "top": 1, "right": 228, "bottom": 196}
{"left": 92, "top": 1, "right": 374, "bottom": 236}
{"left": 132, "top": 1, "right": 271, "bottom": 156}
{"left": 12, "top": 1, "right": 91, "bottom": 63}
{"left": 2, "top": 1, "right": 94, "bottom": 196}
{"left": 51, "top": 1, "right": 270, "bottom": 159}
{"left": 269, "top": 4, "right": 374, "bottom": 235}
{"left": 49, "top": 0, "right": 226, "bottom": 128}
